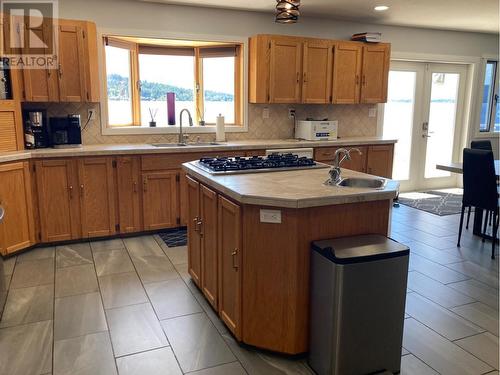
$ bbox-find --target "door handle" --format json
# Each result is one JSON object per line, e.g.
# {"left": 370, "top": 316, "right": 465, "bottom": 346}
{"left": 422, "top": 134, "right": 431, "bottom": 138}
{"left": 133, "top": 182, "right": 137, "bottom": 193}
{"left": 68, "top": 185, "right": 73, "bottom": 199}
{"left": 79, "top": 184, "right": 84, "bottom": 197}
{"left": 193, "top": 216, "right": 200, "bottom": 232}
{"left": 231, "top": 248, "right": 239, "bottom": 270}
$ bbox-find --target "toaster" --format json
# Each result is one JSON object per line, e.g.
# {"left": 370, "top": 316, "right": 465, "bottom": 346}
{"left": 295, "top": 120, "right": 338, "bottom": 141}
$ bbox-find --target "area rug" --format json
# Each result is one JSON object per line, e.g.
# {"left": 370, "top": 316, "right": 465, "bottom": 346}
{"left": 158, "top": 227, "right": 187, "bottom": 247}
{"left": 397, "top": 189, "right": 464, "bottom": 216}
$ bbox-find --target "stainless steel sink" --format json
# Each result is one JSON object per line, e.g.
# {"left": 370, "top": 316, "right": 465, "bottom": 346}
{"left": 337, "top": 177, "right": 386, "bottom": 189}
{"left": 151, "top": 142, "right": 221, "bottom": 147}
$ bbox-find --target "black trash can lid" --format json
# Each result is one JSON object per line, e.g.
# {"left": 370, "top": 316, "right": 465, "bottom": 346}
{"left": 312, "top": 234, "right": 409, "bottom": 264}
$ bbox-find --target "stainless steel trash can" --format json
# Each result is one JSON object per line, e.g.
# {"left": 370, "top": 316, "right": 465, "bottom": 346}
{"left": 308, "top": 234, "right": 409, "bottom": 375}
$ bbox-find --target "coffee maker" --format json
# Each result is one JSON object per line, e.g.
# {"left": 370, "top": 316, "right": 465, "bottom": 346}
{"left": 49, "top": 114, "right": 82, "bottom": 148}
{"left": 23, "top": 110, "right": 50, "bottom": 149}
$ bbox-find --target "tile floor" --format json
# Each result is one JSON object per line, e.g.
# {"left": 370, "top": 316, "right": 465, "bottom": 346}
{"left": 0, "top": 204, "right": 498, "bottom": 375}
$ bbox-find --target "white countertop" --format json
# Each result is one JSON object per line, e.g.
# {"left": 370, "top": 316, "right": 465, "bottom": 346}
{"left": 0, "top": 137, "right": 396, "bottom": 164}
{"left": 182, "top": 161, "right": 399, "bottom": 208}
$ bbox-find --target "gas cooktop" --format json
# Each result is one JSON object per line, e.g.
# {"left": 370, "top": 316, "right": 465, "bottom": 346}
{"left": 193, "top": 154, "right": 329, "bottom": 175}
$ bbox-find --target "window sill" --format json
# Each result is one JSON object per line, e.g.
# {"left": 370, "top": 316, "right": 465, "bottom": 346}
{"left": 474, "top": 131, "right": 500, "bottom": 139}
{"left": 101, "top": 124, "right": 248, "bottom": 136}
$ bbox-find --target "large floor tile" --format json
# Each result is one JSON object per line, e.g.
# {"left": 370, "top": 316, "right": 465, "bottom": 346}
{"left": 145, "top": 278, "right": 202, "bottom": 320}
{"left": 0, "top": 320, "right": 53, "bottom": 375}
{"left": 54, "top": 292, "right": 107, "bottom": 341}
{"left": 3, "top": 257, "right": 16, "bottom": 275}
{"left": 0, "top": 284, "right": 54, "bottom": 328}
{"left": 124, "top": 236, "right": 164, "bottom": 258}
{"left": 106, "top": 303, "right": 168, "bottom": 357}
{"left": 400, "top": 354, "right": 439, "bottom": 375}
{"left": 405, "top": 293, "right": 484, "bottom": 340}
{"left": 455, "top": 332, "right": 499, "bottom": 369}
{"left": 55, "top": 264, "right": 98, "bottom": 298}
{"left": 116, "top": 347, "right": 182, "bottom": 375}
{"left": 444, "top": 245, "right": 499, "bottom": 272}
{"left": 446, "top": 261, "right": 499, "bottom": 289}
{"left": 409, "top": 254, "right": 469, "bottom": 284}
{"left": 407, "top": 271, "right": 475, "bottom": 308}
{"left": 161, "top": 312, "right": 235, "bottom": 373}
{"left": 161, "top": 244, "right": 188, "bottom": 265}
{"left": 398, "top": 229, "right": 457, "bottom": 249}
{"left": 448, "top": 279, "right": 499, "bottom": 310}
{"left": 10, "top": 258, "right": 54, "bottom": 289}
{"left": 403, "top": 318, "right": 493, "bottom": 375}
{"left": 93, "top": 249, "right": 134, "bottom": 277}
{"left": 53, "top": 331, "right": 117, "bottom": 375}
{"left": 452, "top": 302, "right": 499, "bottom": 336}
{"left": 90, "top": 238, "right": 125, "bottom": 252}
{"left": 131, "top": 255, "right": 179, "bottom": 284}
{"left": 406, "top": 241, "right": 463, "bottom": 265}
{"left": 188, "top": 361, "right": 247, "bottom": 375}
{"left": 17, "top": 246, "right": 55, "bottom": 263}
{"left": 99, "top": 272, "right": 148, "bottom": 309}
{"left": 56, "top": 243, "right": 93, "bottom": 268}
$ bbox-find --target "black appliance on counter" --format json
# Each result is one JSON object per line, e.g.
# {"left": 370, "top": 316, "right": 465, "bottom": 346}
{"left": 23, "top": 110, "right": 50, "bottom": 149}
{"left": 49, "top": 114, "right": 82, "bottom": 148}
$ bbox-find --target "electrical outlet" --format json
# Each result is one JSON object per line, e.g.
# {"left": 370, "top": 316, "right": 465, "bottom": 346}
{"left": 88, "top": 109, "right": 96, "bottom": 121}
{"left": 263, "top": 107, "right": 270, "bottom": 119}
{"left": 288, "top": 108, "right": 296, "bottom": 119}
{"left": 260, "top": 209, "right": 282, "bottom": 224}
{"left": 368, "top": 107, "right": 377, "bottom": 118}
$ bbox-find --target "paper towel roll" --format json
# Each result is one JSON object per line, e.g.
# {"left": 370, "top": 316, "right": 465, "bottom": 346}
{"left": 216, "top": 114, "right": 226, "bottom": 142}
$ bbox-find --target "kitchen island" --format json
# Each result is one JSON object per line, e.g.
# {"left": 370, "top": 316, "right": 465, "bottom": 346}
{"left": 182, "top": 160, "right": 399, "bottom": 354}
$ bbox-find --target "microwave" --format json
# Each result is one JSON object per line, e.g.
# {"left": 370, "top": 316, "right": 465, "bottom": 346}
{"left": 295, "top": 120, "right": 338, "bottom": 141}
{"left": 49, "top": 115, "right": 82, "bottom": 148}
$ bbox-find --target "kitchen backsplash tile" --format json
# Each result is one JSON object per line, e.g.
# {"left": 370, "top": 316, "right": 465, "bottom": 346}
{"left": 22, "top": 102, "right": 378, "bottom": 144}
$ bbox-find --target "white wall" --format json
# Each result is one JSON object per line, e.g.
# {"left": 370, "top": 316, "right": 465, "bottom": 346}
{"left": 60, "top": 0, "right": 498, "bottom": 58}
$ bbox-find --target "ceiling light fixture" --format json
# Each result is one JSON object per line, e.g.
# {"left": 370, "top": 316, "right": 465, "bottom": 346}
{"left": 275, "top": 0, "right": 300, "bottom": 24}
{"left": 374, "top": 5, "right": 389, "bottom": 11}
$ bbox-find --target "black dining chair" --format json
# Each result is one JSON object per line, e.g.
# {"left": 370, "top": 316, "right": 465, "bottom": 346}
{"left": 466, "top": 140, "right": 494, "bottom": 229}
{"left": 457, "top": 148, "right": 498, "bottom": 259}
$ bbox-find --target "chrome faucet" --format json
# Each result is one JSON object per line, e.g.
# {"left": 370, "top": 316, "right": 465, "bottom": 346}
{"left": 326, "top": 148, "right": 362, "bottom": 185}
{"left": 179, "top": 109, "right": 193, "bottom": 145}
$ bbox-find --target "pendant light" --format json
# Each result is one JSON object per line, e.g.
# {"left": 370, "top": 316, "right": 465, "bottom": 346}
{"left": 275, "top": 0, "right": 300, "bottom": 23}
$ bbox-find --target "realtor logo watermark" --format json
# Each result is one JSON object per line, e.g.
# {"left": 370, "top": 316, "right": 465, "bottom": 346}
{"left": 1, "top": 0, "right": 58, "bottom": 69}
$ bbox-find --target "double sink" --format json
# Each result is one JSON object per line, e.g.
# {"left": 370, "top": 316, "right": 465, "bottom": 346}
{"left": 151, "top": 142, "right": 222, "bottom": 148}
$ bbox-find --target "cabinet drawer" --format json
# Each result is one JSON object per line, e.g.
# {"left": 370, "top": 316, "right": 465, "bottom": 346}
{"left": 314, "top": 147, "right": 337, "bottom": 162}
{"left": 141, "top": 151, "right": 242, "bottom": 171}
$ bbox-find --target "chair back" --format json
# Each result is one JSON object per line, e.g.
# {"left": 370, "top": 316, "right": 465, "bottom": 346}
{"left": 471, "top": 140, "right": 492, "bottom": 151}
{"left": 463, "top": 148, "right": 498, "bottom": 211}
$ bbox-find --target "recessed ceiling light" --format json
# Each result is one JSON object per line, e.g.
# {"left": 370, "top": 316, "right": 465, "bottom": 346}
{"left": 374, "top": 5, "right": 389, "bottom": 11}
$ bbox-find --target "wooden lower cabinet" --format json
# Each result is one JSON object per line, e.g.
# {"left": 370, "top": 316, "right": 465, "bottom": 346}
{"left": 315, "top": 145, "right": 368, "bottom": 172}
{"left": 366, "top": 144, "right": 394, "bottom": 178}
{"left": 142, "top": 171, "right": 179, "bottom": 230}
{"left": 36, "top": 159, "right": 81, "bottom": 242}
{"left": 116, "top": 156, "right": 142, "bottom": 233}
{"left": 186, "top": 176, "right": 202, "bottom": 286}
{"left": 200, "top": 184, "right": 218, "bottom": 309}
{"left": 217, "top": 195, "right": 242, "bottom": 339}
{"left": 0, "top": 162, "right": 35, "bottom": 255}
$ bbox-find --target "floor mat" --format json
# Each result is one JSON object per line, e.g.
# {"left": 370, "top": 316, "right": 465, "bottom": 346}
{"left": 158, "top": 227, "right": 187, "bottom": 247}
{"left": 398, "top": 189, "right": 463, "bottom": 216}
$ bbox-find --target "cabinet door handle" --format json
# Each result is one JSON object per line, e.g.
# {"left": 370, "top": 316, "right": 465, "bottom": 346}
{"left": 79, "top": 184, "right": 84, "bottom": 197}
{"left": 143, "top": 180, "right": 147, "bottom": 192}
{"left": 198, "top": 219, "right": 204, "bottom": 237}
{"left": 296, "top": 72, "right": 300, "bottom": 83}
{"left": 355, "top": 75, "right": 360, "bottom": 85}
{"left": 193, "top": 216, "right": 200, "bottom": 232}
{"left": 303, "top": 72, "right": 307, "bottom": 83}
{"left": 231, "top": 248, "right": 239, "bottom": 270}
{"left": 362, "top": 75, "right": 366, "bottom": 86}
{"left": 133, "top": 181, "right": 137, "bottom": 193}
{"left": 68, "top": 185, "right": 73, "bottom": 199}
{"left": 58, "top": 64, "right": 63, "bottom": 78}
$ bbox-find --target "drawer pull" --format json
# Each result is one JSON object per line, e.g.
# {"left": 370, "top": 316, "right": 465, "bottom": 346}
{"left": 231, "top": 248, "right": 239, "bottom": 270}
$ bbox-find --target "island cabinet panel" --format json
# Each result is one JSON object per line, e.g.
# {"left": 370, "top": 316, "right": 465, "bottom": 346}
{"left": 302, "top": 40, "right": 333, "bottom": 104}
{"left": 78, "top": 157, "right": 116, "bottom": 238}
{"left": 142, "top": 171, "right": 179, "bottom": 230}
{"left": 0, "top": 162, "right": 35, "bottom": 255}
{"left": 200, "top": 184, "right": 218, "bottom": 309}
{"left": 361, "top": 44, "right": 391, "bottom": 103}
{"left": 36, "top": 159, "right": 81, "bottom": 242}
{"left": 116, "top": 156, "right": 142, "bottom": 233}
{"left": 269, "top": 37, "right": 302, "bottom": 103}
{"left": 179, "top": 172, "right": 189, "bottom": 226}
{"left": 332, "top": 42, "right": 363, "bottom": 104}
{"left": 218, "top": 196, "right": 242, "bottom": 339}
{"left": 186, "top": 176, "right": 202, "bottom": 286}
{"left": 366, "top": 144, "right": 394, "bottom": 178}
{"left": 314, "top": 145, "right": 368, "bottom": 173}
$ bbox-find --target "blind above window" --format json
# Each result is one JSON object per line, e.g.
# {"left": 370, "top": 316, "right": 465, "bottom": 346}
{"left": 199, "top": 46, "right": 237, "bottom": 58}
{"left": 138, "top": 45, "right": 195, "bottom": 56}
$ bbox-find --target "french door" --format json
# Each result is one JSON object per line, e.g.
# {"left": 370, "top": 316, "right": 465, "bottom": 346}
{"left": 382, "top": 61, "right": 467, "bottom": 191}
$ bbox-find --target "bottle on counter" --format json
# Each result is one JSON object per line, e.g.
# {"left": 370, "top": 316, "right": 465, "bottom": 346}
{"left": 24, "top": 121, "right": 35, "bottom": 149}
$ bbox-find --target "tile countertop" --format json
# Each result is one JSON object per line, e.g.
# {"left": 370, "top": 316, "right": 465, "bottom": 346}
{"left": 182, "top": 162, "right": 399, "bottom": 209}
{"left": 0, "top": 137, "right": 397, "bottom": 164}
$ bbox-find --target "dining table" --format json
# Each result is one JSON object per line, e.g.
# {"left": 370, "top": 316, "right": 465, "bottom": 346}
{"left": 436, "top": 160, "right": 499, "bottom": 237}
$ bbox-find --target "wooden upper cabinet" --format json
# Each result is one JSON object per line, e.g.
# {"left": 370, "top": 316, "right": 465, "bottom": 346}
{"left": 116, "top": 156, "right": 142, "bottom": 233}
{"left": 57, "top": 24, "right": 86, "bottom": 102}
{"left": 36, "top": 159, "right": 80, "bottom": 242}
{"left": 186, "top": 175, "right": 202, "bottom": 286}
{"left": 0, "top": 162, "right": 35, "bottom": 255}
{"left": 360, "top": 44, "right": 391, "bottom": 103}
{"left": 302, "top": 40, "right": 332, "bottom": 104}
{"left": 332, "top": 42, "right": 363, "bottom": 104}
{"left": 269, "top": 37, "right": 302, "bottom": 103}
{"left": 142, "top": 171, "right": 179, "bottom": 230}
{"left": 78, "top": 157, "right": 116, "bottom": 238}
{"left": 366, "top": 144, "right": 394, "bottom": 178}
{"left": 200, "top": 184, "right": 218, "bottom": 310}
{"left": 218, "top": 196, "right": 242, "bottom": 339}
